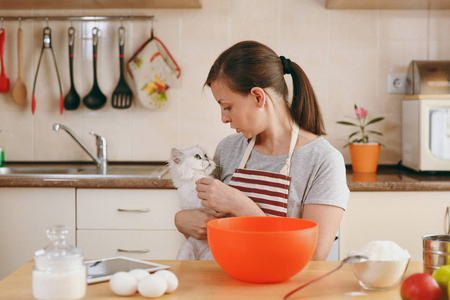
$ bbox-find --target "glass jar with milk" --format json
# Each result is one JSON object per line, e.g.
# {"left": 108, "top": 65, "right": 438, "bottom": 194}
{"left": 32, "top": 225, "right": 86, "bottom": 300}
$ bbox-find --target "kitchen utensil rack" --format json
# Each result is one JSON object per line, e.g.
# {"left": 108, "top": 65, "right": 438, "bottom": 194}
{"left": 0, "top": 15, "right": 154, "bottom": 23}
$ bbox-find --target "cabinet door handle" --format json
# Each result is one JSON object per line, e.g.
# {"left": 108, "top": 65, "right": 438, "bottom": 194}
{"left": 446, "top": 207, "right": 450, "bottom": 235}
{"left": 117, "top": 208, "right": 150, "bottom": 213}
{"left": 117, "top": 248, "right": 150, "bottom": 253}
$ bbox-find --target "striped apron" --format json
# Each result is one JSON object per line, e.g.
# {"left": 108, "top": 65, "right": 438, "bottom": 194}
{"left": 228, "top": 124, "right": 299, "bottom": 217}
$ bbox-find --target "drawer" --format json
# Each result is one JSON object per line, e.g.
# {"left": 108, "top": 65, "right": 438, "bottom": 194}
{"left": 77, "top": 230, "right": 185, "bottom": 260}
{"left": 77, "top": 189, "right": 180, "bottom": 230}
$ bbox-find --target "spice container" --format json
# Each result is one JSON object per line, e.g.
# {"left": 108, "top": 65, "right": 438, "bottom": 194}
{"left": 32, "top": 225, "right": 86, "bottom": 300}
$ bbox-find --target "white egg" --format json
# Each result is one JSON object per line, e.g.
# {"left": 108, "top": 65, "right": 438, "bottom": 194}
{"left": 109, "top": 271, "right": 138, "bottom": 296}
{"left": 138, "top": 274, "right": 167, "bottom": 298}
{"left": 129, "top": 269, "right": 150, "bottom": 282}
{"left": 154, "top": 270, "right": 178, "bottom": 293}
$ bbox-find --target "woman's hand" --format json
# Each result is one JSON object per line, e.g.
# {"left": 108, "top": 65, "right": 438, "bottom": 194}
{"left": 174, "top": 209, "right": 217, "bottom": 240}
{"left": 196, "top": 177, "right": 265, "bottom": 217}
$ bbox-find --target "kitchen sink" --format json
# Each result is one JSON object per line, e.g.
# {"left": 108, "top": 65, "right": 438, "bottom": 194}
{"left": 0, "top": 163, "right": 169, "bottom": 179}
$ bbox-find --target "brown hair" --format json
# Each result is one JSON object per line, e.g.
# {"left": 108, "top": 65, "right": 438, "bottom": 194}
{"left": 205, "top": 41, "right": 326, "bottom": 136}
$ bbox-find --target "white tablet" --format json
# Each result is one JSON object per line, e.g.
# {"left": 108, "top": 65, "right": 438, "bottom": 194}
{"left": 85, "top": 256, "right": 170, "bottom": 284}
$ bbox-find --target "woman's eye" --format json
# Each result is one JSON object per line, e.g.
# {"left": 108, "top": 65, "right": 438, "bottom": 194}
{"left": 223, "top": 106, "right": 231, "bottom": 111}
{"left": 195, "top": 154, "right": 201, "bottom": 160}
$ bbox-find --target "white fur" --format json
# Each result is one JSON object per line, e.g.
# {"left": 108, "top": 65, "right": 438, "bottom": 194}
{"left": 168, "top": 146, "right": 216, "bottom": 260}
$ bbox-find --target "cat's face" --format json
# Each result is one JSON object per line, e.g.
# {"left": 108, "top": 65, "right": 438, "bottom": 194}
{"left": 168, "top": 146, "right": 216, "bottom": 181}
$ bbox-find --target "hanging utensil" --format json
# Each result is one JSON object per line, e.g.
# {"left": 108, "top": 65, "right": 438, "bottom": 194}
{"left": 83, "top": 27, "right": 106, "bottom": 110}
{"left": 111, "top": 26, "right": 132, "bottom": 109}
{"left": 0, "top": 28, "right": 10, "bottom": 94}
{"left": 31, "top": 26, "right": 64, "bottom": 114}
{"left": 283, "top": 255, "right": 368, "bottom": 299}
{"left": 63, "top": 26, "right": 80, "bottom": 110}
{"left": 12, "top": 26, "right": 27, "bottom": 105}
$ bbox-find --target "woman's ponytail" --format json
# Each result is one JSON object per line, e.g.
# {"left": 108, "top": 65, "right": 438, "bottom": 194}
{"left": 288, "top": 61, "right": 326, "bottom": 136}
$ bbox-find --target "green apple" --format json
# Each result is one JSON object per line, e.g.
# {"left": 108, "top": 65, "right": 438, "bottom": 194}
{"left": 432, "top": 265, "right": 450, "bottom": 299}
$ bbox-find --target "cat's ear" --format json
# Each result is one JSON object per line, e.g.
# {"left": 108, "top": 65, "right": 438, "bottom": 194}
{"left": 171, "top": 148, "right": 183, "bottom": 164}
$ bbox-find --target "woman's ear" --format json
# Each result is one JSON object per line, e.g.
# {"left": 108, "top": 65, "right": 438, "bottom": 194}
{"left": 250, "top": 87, "right": 266, "bottom": 109}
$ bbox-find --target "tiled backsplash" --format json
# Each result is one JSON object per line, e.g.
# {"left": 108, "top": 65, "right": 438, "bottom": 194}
{"left": 0, "top": 0, "right": 449, "bottom": 164}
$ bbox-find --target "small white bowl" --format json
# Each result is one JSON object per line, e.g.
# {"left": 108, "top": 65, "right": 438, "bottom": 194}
{"left": 351, "top": 258, "right": 410, "bottom": 290}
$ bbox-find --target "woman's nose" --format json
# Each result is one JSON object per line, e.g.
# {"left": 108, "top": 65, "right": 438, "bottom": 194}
{"left": 221, "top": 112, "right": 231, "bottom": 123}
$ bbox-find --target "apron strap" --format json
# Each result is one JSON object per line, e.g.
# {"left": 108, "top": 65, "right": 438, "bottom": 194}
{"left": 238, "top": 137, "right": 256, "bottom": 169}
{"left": 280, "top": 123, "right": 300, "bottom": 176}
{"left": 237, "top": 123, "right": 300, "bottom": 175}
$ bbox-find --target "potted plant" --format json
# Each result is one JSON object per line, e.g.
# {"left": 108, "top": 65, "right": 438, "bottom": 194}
{"left": 337, "top": 104, "right": 384, "bottom": 173}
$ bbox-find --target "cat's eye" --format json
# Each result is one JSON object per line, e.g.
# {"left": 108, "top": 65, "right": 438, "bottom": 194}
{"left": 205, "top": 154, "right": 208, "bottom": 158}
{"left": 195, "top": 154, "right": 202, "bottom": 160}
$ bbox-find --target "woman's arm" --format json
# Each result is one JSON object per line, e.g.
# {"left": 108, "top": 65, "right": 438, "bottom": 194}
{"left": 196, "top": 177, "right": 266, "bottom": 217}
{"left": 302, "top": 204, "right": 344, "bottom": 261}
{"left": 174, "top": 209, "right": 218, "bottom": 240}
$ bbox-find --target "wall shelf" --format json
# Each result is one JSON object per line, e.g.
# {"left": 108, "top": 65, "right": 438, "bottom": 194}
{"left": 326, "top": 0, "right": 450, "bottom": 9}
{"left": 0, "top": 0, "right": 202, "bottom": 10}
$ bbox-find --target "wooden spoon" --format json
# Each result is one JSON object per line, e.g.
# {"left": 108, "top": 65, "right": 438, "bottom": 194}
{"left": 12, "top": 28, "right": 27, "bottom": 106}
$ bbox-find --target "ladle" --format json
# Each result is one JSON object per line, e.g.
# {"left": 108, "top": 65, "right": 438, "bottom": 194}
{"left": 83, "top": 27, "right": 106, "bottom": 110}
{"left": 11, "top": 27, "right": 27, "bottom": 106}
{"left": 283, "top": 255, "right": 368, "bottom": 299}
{"left": 63, "top": 27, "right": 80, "bottom": 110}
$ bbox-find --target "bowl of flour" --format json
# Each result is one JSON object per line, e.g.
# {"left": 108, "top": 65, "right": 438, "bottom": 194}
{"left": 349, "top": 240, "right": 411, "bottom": 290}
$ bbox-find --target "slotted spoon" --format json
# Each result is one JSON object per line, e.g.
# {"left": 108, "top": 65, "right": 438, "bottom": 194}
{"left": 111, "top": 26, "right": 133, "bottom": 109}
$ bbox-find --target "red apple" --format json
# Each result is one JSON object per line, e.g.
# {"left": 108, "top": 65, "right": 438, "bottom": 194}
{"left": 401, "top": 273, "right": 441, "bottom": 300}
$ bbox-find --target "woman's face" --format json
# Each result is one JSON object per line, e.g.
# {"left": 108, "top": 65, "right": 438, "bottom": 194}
{"left": 210, "top": 80, "right": 265, "bottom": 139}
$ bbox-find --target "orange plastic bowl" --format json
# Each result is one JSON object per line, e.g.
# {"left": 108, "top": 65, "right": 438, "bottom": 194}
{"left": 207, "top": 216, "right": 318, "bottom": 283}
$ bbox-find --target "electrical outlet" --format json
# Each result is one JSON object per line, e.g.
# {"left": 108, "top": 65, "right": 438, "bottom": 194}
{"left": 388, "top": 73, "right": 407, "bottom": 94}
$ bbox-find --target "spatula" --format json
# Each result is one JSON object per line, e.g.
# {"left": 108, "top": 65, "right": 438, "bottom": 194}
{"left": 12, "top": 27, "right": 27, "bottom": 105}
{"left": 0, "top": 28, "right": 10, "bottom": 94}
{"left": 63, "top": 27, "right": 80, "bottom": 110}
{"left": 111, "top": 26, "right": 133, "bottom": 109}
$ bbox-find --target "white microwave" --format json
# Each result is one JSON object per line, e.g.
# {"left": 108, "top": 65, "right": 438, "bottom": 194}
{"left": 402, "top": 97, "right": 450, "bottom": 172}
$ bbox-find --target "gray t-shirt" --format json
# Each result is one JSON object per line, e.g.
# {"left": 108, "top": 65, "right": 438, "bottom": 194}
{"left": 213, "top": 133, "right": 349, "bottom": 218}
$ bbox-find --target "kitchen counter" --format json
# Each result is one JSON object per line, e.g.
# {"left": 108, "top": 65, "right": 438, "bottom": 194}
{"left": 346, "top": 165, "right": 450, "bottom": 191}
{"left": 1, "top": 164, "right": 450, "bottom": 191}
{"left": 0, "top": 260, "right": 422, "bottom": 299}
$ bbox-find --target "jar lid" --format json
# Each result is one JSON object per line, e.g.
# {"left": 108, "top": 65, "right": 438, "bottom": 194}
{"left": 34, "top": 225, "right": 83, "bottom": 269}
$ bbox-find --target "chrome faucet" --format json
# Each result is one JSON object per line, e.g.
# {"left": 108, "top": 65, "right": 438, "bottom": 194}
{"left": 53, "top": 123, "right": 107, "bottom": 172}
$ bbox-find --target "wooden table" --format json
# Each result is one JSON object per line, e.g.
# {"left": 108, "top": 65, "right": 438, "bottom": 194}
{"left": 0, "top": 260, "right": 423, "bottom": 299}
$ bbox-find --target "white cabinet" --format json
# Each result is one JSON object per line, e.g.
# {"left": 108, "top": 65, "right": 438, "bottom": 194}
{"left": 0, "top": 188, "right": 76, "bottom": 280}
{"left": 340, "top": 191, "right": 450, "bottom": 261}
{"left": 76, "top": 189, "right": 185, "bottom": 260}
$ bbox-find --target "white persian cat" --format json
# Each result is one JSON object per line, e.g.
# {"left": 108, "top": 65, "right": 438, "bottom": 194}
{"left": 168, "top": 146, "right": 217, "bottom": 260}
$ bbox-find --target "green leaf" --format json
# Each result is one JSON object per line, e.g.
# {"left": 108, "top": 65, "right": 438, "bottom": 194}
{"left": 365, "top": 117, "right": 384, "bottom": 126}
{"left": 336, "top": 121, "right": 358, "bottom": 126}
{"left": 366, "top": 130, "right": 383, "bottom": 136}
{"left": 348, "top": 131, "right": 359, "bottom": 139}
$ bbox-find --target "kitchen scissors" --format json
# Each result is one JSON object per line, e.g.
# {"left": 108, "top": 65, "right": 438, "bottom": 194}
{"left": 32, "top": 26, "right": 63, "bottom": 114}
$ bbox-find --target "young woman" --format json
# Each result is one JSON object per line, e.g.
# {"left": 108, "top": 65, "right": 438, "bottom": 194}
{"left": 174, "top": 41, "right": 349, "bottom": 260}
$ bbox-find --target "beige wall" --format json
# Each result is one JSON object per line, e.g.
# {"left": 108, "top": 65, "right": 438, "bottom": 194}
{"left": 0, "top": 0, "right": 449, "bottom": 164}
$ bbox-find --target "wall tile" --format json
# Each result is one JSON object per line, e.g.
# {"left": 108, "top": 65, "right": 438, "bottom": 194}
{"left": 330, "top": 9, "right": 378, "bottom": 41}
{"left": 280, "top": 0, "right": 328, "bottom": 41}
{"left": 379, "top": 10, "right": 428, "bottom": 40}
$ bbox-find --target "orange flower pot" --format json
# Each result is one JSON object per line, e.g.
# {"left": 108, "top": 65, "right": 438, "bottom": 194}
{"left": 349, "top": 143, "right": 381, "bottom": 173}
